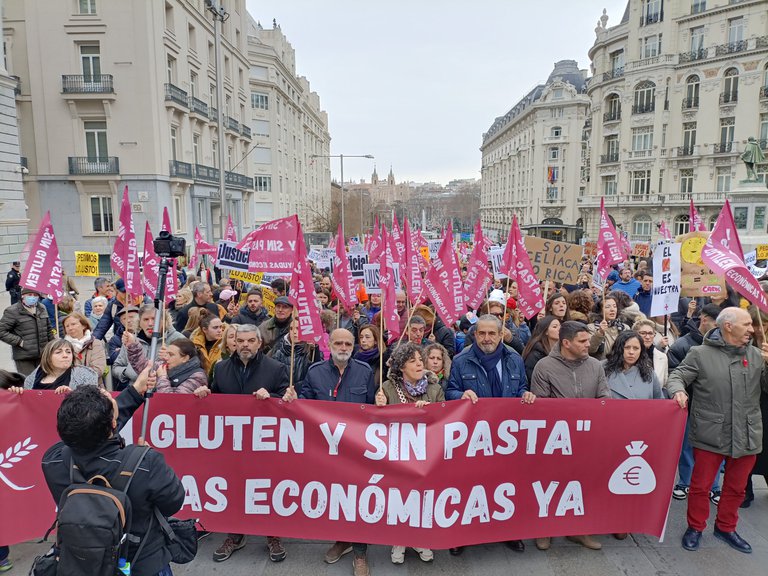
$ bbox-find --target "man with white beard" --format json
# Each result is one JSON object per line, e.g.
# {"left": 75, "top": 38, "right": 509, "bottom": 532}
{"left": 283, "top": 328, "right": 376, "bottom": 576}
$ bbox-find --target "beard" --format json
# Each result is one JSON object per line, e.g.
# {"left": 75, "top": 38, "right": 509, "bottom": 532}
{"left": 331, "top": 350, "right": 352, "bottom": 364}
{"left": 238, "top": 349, "right": 255, "bottom": 362}
{"left": 478, "top": 341, "right": 499, "bottom": 354}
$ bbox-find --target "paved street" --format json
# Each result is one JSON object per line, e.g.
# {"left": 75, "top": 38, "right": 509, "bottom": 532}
{"left": 1, "top": 284, "right": 767, "bottom": 575}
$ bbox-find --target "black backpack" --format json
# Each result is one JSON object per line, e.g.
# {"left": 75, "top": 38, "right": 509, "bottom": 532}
{"left": 49, "top": 445, "right": 150, "bottom": 576}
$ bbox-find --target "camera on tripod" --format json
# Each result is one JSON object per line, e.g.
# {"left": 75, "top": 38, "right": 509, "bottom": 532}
{"left": 153, "top": 231, "right": 186, "bottom": 258}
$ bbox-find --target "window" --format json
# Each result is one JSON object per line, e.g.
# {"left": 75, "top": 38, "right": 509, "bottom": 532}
{"left": 632, "top": 126, "right": 653, "bottom": 151}
{"left": 188, "top": 24, "right": 197, "bottom": 53}
{"left": 631, "top": 170, "right": 651, "bottom": 197}
{"left": 674, "top": 215, "right": 690, "bottom": 236}
{"left": 551, "top": 126, "right": 561, "bottom": 137}
{"left": 605, "top": 93, "right": 621, "bottom": 120}
{"left": 80, "top": 45, "right": 101, "bottom": 79}
{"left": 170, "top": 126, "right": 178, "bottom": 161}
{"left": 760, "top": 113, "right": 768, "bottom": 146}
{"left": 720, "top": 117, "right": 735, "bottom": 147}
{"left": 255, "top": 176, "right": 272, "bottom": 192}
{"left": 605, "top": 135, "right": 619, "bottom": 160}
{"left": 552, "top": 89, "right": 563, "bottom": 100}
{"left": 166, "top": 55, "right": 176, "bottom": 84}
{"left": 90, "top": 196, "right": 113, "bottom": 233}
{"left": 84, "top": 121, "right": 108, "bottom": 160}
{"left": 547, "top": 166, "right": 559, "bottom": 183}
{"left": 212, "top": 140, "right": 218, "bottom": 168}
{"left": 251, "top": 92, "right": 269, "bottom": 109}
{"left": 643, "top": 0, "right": 662, "bottom": 24}
{"left": 754, "top": 207, "right": 766, "bottom": 231}
{"left": 733, "top": 206, "right": 747, "bottom": 230}
{"left": 173, "top": 196, "right": 185, "bottom": 233}
{"left": 728, "top": 17, "right": 744, "bottom": 45}
{"left": 254, "top": 120, "right": 269, "bottom": 137}
{"left": 680, "top": 169, "right": 694, "bottom": 195}
{"left": 192, "top": 134, "right": 200, "bottom": 164}
{"left": 253, "top": 147, "right": 271, "bottom": 164}
{"left": 633, "top": 81, "right": 655, "bottom": 113}
{"left": 227, "top": 146, "right": 232, "bottom": 170}
{"left": 196, "top": 199, "right": 205, "bottom": 227}
{"left": 549, "top": 147, "right": 559, "bottom": 160}
{"left": 609, "top": 50, "right": 624, "bottom": 76}
{"left": 602, "top": 175, "right": 617, "bottom": 196}
{"left": 546, "top": 187, "right": 559, "bottom": 201}
{"left": 189, "top": 71, "right": 198, "bottom": 99}
{"left": 633, "top": 216, "right": 652, "bottom": 238}
{"left": 716, "top": 167, "right": 731, "bottom": 193}
{"left": 251, "top": 65, "right": 268, "bottom": 80}
{"left": 691, "top": 0, "right": 706, "bottom": 14}
{"left": 209, "top": 83, "right": 216, "bottom": 109}
{"left": 684, "top": 75, "right": 699, "bottom": 108}
{"left": 690, "top": 26, "right": 704, "bottom": 52}
{"left": 641, "top": 35, "right": 662, "bottom": 58}
{"left": 550, "top": 108, "right": 563, "bottom": 118}
{"left": 682, "top": 122, "right": 697, "bottom": 152}
{"left": 79, "top": 0, "right": 96, "bottom": 14}
{"left": 164, "top": 2, "right": 174, "bottom": 33}
{"left": 723, "top": 68, "right": 738, "bottom": 102}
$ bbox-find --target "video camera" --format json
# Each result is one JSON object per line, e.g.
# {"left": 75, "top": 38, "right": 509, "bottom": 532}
{"left": 153, "top": 231, "right": 186, "bottom": 258}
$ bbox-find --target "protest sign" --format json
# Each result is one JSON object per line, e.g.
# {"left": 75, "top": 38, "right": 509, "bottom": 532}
{"left": 230, "top": 269, "right": 264, "bottom": 285}
{"left": 363, "top": 263, "right": 381, "bottom": 294}
{"left": 744, "top": 251, "right": 767, "bottom": 279}
{"left": 260, "top": 285, "right": 276, "bottom": 315}
{"left": 347, "top": 251, "right": 369, "bottom": 279}
{"left": 583, "top": 241, "right": 598, "bottom": 259}
{"left": 216, "top": 240, "right": 250, "bottom": 272}
{"left": 650, "top": 241, "right": 681, "bottom": 317}
{"left": 489, "top": 246, "right": 507, "bottom": 280}
{"left": 523, "top": 237, "right": 582, "bottom": 284}
{"left": 0, "top": 393, "right": 685, "bottom": 547}
{"left": 419, "top": 245, "right": 430, "bottom": 262}
{"left": 631, "top": 243, "right": 651, "bottom": 258}
{"left": 427, "top": 239, "right": 442, "bottom": 260}
{"left": 678, "top": 231, "right": 725, "bottom": 297}
{"left": 757, "top": 245, "right": 768, "bottom": 260}
{"left": 74, "top": 251, "right": 99, "bottom": 277}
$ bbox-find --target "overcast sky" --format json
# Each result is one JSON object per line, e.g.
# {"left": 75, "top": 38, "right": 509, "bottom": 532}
{"left": 245, "top": 0, "right": 628, "bottom": 185}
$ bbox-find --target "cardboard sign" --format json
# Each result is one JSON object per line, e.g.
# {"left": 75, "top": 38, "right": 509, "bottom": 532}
{"left": 216, "top": 240, "right": 250, "bottom": 272}
{"left": 363, "top": 263, "right": 381, "bottom": 294}
{"left": 757, "top": 245, "right": 768, "bottom": 260}
{"left": 260, "top": 285, "right": 276, "bottom": 316}
{"left": 74, "top": 251, "right": 99, "bottom": 277}
{"left": 678, "top": 231, "right": 725, "bottom": 297}
{"left": 419, "top": 246, "right": 430, "bottom": 262}
{"left": 229, "top": 269, "right": 264, "bottom": 285}
{"left": 427, "top": 240, "right": 443, "bottom": 261}
{"left": 631, "top": 243, "right": 651, "bottom": 258}
{"left": 523, "top": 237, "right": 583, "bottom": 284}
{"left": 583, "top": 241, "right": 598, "bottom": 259}
{"left": 489, "top": 246, "right": 507, "bottom": 280}
{"left": 347, "top": 251, "right": 369, "bottom": 279}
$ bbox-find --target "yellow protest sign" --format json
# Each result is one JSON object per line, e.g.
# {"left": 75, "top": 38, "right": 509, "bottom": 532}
{"left": 74, "top": 251, "right": 99, "bottom": 277}
{"left": 757, "top": 245, "right": 768, "bottom": 260}
{"left": 261, "top": 286, "right": 276, "bottom": 316}
{"left": 229, "top": 270, "right": 264, "bottom": 285}
{"left": 419, "top": 246, "right": 430, "bottom": 261}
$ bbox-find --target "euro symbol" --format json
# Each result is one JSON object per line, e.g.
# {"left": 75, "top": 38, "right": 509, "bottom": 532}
{"left": 622, "top": 466, "right": 642, "bottom": 486}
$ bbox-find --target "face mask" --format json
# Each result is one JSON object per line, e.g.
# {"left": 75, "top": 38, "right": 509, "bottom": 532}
{"left": 23, "top": 295, "right": 39, "bottom": 307}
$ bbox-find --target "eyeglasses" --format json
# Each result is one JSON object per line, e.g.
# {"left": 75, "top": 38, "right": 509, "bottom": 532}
{"left": 637, "top": 331, "right": 655, "bottom": 337}
{"left": 491, "top": 312, "right": 504, "bottom": 318}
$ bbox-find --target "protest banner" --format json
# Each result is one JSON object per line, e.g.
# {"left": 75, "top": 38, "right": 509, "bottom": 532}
{"left": 744, "top": 251, "right": 767, "bottom": 279}
{"left": 230, "top": 269, "right": 265, "bottom": 285}
{"left": 595, "top": 197, "right": 625, "bottom": 278}
{"left": 423, "top": 224, "right": 464, "bottom": 328}
{"left": 20, "top": 212, "right": 65, "bottom": 303}
{"left": 0, "top": 392, "right": 685, "bottom": 547}
{"left": 650, "top": 241, "right": 681, "bottom": 317}
{"left": 678, "top": 231, "right": 725, "bottom": 297}
{"left": 216, "top": 240, "right": 251, "bottom": 272}
{"left": 500, "top": 216, "right": 545, "bottom": 319}
{"left": 347, "top": 251, "right": 368, "bottom": 279}
{"left": 111, "top": 186, "right": 140, "bottom": 295}
{"left": 363, "top": 263, "right": 381, "bottom": 294}
{"left": 236, "top": 215, "right": 300, "bottom": 273}
{"left": 583, "top": 241, "right": 598, "bottom": 259}
{"left": 631, "top": 243, "right": 651, "bottom": 258}
{"left": 523, "top": 237, "right": 582, "bottom": 284}
{"left": 74, "top": 251, "right": 99, "bottom": 277}
{"left": 289, "top": 221, "right": 324, "bottom": 343}
{"left": 756, "top": 245, "right": 768, "bottom": 260}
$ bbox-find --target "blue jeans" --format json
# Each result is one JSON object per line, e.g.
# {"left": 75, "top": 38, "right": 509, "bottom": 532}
{"left": 677, "top": 413, "right": 722, "bottom": 490}
{"left": 0, "top": 546, "right": 8, "bottom": 561}
{"left": 156, "top": 566, "right": 173, "bottom": 576}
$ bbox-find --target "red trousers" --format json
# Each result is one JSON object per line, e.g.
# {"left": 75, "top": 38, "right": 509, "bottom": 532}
{"left": 687, "top": 448, "right": 756, "bottom": 532}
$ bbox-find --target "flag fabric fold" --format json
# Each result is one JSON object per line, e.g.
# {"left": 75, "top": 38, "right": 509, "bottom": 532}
{"left": 330, "top": 223, "right": 358, "bottom": 310}
{"left": 403, "top": 217, "right": 424, "bottom": 305}
{"left": 225, "top": 215, "right": 238, "bottom": 242}
{"left": 594, "top": 197, "right": 625, "bottom": 279}
{"left": 142, "top": 222, "right": 178, "bottom": 303}
{"left": 379, "top": 227, "right": 402, "bottom": 343}
{"left": 690, "top": 199, "right": 707, "bottom": 232}
{"left": 423, "top": 223, "right": 465, "bottom": 329}
{"left": 235, "top": 215, "right": 299, "bottom": 273}
{"left": 19, "top": 211, "right": 65, "bottom": 304}
{"left": 288, "top": 221, "right": 324, "bottom": 343}
{"left": 499, "top": 216, "right": 544, "bottom": 319}
{"left": 658, "top": 220, "right": 672, "bottom": 240}
{"left": 463, "top": 220, "right": 492, "bottom": 311}
{"left": 111, "top": 186, "right": 140, "bottom": 295}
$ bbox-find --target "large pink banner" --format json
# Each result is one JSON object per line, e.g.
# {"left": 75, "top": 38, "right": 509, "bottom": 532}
{"left": 19, "top": 212, "right": 65, "bottom": 303}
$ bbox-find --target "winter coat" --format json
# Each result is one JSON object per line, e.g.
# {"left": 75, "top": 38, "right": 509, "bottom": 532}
{"left": 651, "top": 346, "right": 668, "bottom": 390}
{"left": 604, "top": 364, "right": 663, "bottom": 400}
{"left": 5, "top": 268, "right": 20, "bottom": 302}
{"left": 382, "top": 371, "right": 445, "bottom": 405}
{"left": 666, "top": 328, "right": 768, "bottom": 458}
{"left": 523, "top": 340, "right": 551, "bottom": 383}
{"left": 269, "top": 335, "right": 321, "bottom": 395}
{"left": 155, "top": 357, "right": 209, "bottom": 394}
{"left": 430, "top": 318, "right": 457, "bottom": 358}
{"left": 445, "top": 344, "right": 528, "bottom": 400}
{"left": 173, "top": 300, "right": 225, "bottom": 332}
{"left": 668, "top": 323, "right": 704, "bottom": 371}
{"left": 211, "top": 352, "right": 289, "bottom": 397}
{"left": 114, "top": 330, "right": 184, "bottom": 386}
{"left": 260, "top": 316, "right": 292, "bottom": 354}
{"left": 301, "top": 359, "right": 376, "bottom": 403}
{"left": 634, "top": 288, "right": 652, "bottom": 317}
{"left": 337, "top": 313, "right": 369, "bottom": 341}
{"left": 42, "top": 386, "right": 184, "bottom": 576}
{"left": 190, "top": 327, "right": 223, "bottom": 376}
{"left": 530, "top": 343, "right": 611, "bottom": 399}
{"left": 0, "top": 302, "right": 55, "bottom": 361}
{"left": 231, "top": 305, "right": 269, "bottom": 327}
{"left": 24, "top": 365, "right": 99, "bottom": 390}
{"left": 587, "top": 319, "right": 631, "bottom": 360}
{"left": 71, "top": 337, "right": 107, "bottom": 385}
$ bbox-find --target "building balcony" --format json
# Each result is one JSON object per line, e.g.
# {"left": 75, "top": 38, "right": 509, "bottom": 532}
{"left": 226, "top": 116, "right": 240, "bottom": 132}
{"left": 627, "top": 150, "right": 654, "bottom": 159}
{"left": 682, "top": 96, "right": 699, "bottom": 110}
{"left": 601, "top": 67, "right": 624, "bottom": 82}
{"left": 625, "top": 53, "right": 675, "bottom": 71}
{"left": 664, "top": 192, "right": 723, "bottom": 205}
{"left": 11, "top": 75, "right": 20, "bottom": 96}
{"left": 579, "top": 193, "right": 662, "bottom": 207}
{"left": 240, "top": 124, "right": 252, "bottom": 139}
{"left": 712, "top": 142, "right": 734, "bottom": 154}
{"left": 603, "top": 110, "right": 621, "bottom": 123}
{"left": 719, "top": 91, "right": 738, "bottom": 105}
{"left": 599, "top": 153, "right": 620, "bottom": 164}
{"left": 641, "top": 12, "right": 662, "bottom": 26}
{"left": 225, "top": 171, "right": 253, "bottom": 189}
{"left": 194, "top": 163, "right": 219, "bottom": 183}
{"left": 164, "top": 83, "right": 188, "bottom": 108}
{"left": 209, "top": 106, "right": 219, "bottom": 122}
{"left": 632, "top": 102, "right": 655, "bottom": 115}
{"left": 678, "top": 48, "right": 708, "bottom": 64}
{"left": 760, "top": 86, "right": 768, "bottom": 100}
{"left": 188, "top": 96, "right": 208, "bottom": 118}
{"left": 62, "top": 74, "right": 114, "bottom": 94}
{"left": 68, "top": 156, "right": 119, "bottom": 175}
{"left": 169, "top": 160, "right": 194, "bottom": 179}
{"left": 715, "top": 40, "right": 747, "bottom": 57}
{"left": 675, "top": 145, "right": 698, "bottom": 157}
{"left": 192, "top": 163, "right": 252, "bottom": 189}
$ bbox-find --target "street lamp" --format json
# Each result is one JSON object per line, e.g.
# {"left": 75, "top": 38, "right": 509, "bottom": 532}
{"left": 311, "top": 153, "right": 374, "bottom": 237}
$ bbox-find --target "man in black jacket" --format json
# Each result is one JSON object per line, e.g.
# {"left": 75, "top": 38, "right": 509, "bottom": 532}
{"left": 0, "top": 287, "right": 55, "bottom": 375}
{"left": 173, "top": 282, "right": 222, "bottom": 331}
{"left": 5, "top": 261, "right": 21, "bottom": 304}
{"left": 668, "top": 303, "right": 720, "bottom": 371}
{"left": 41, "top": 368, "right": 184, "bottom": 576}
{"left": 231, "top": 288, "right": 269, "bottom": 326}
{"left": 205, "top": 323, "right": 288, "bottom": 564}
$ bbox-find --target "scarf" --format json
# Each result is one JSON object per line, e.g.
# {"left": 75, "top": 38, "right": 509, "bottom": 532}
{"left": 64, "top": 331, "right": 92, "bottom": 354}
{"left": 167, "top": 357, "right": 205, "bottom": 388}
{"left": 402, "top": 374, "right": 429, "bottom": 398}
{"left": 34, "top": 368, "right": 72, "bottom": 391}
{"left": 471, "top": 341, "right": 504, "bottom": 397}
{"left": 354, "top": 347, "right": 380, "bottom": 364}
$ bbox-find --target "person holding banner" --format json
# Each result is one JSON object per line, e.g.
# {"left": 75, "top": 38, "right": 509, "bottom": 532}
{"left": 19, "top": 339, "right": 99, "bottom": 393}
{"left": 62, "top": 312, "right": 107, "bottom": 386}
{"left": 0, "top": 287, "right": 55, "bottom": 376}
{"left": 269, "top": 319, "right": 322, "bottom": 395}
{"left": 666, "top": 307, "right": 768, "bottom": 554}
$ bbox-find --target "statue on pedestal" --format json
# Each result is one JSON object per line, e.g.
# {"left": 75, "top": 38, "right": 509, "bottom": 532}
{"left": 740, "top": 137, "right": 766, "bottom": 182}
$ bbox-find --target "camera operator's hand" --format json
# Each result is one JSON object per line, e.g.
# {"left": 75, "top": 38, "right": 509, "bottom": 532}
{"left": 133, "top": 365, "right": 157, "bottom": 396}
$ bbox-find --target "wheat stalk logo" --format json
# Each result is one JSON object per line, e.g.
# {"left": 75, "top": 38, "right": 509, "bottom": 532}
{"left": 0, "top": 437, "right": 38, "bottom": 491}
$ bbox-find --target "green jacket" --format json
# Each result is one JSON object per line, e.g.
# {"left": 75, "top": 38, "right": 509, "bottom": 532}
{"left": 666, "top": 329, "right": 768, "bottom": 458}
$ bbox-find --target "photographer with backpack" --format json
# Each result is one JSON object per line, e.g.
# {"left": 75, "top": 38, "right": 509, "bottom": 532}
{"left": 37, "top": 366, "right": 186, "bottom": 576}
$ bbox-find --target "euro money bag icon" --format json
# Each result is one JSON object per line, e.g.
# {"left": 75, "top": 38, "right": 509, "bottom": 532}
{"left": 608, "top": 441, "right": 656, "bottom": 495}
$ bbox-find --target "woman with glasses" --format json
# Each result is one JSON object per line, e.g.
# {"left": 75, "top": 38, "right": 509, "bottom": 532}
{"left": 632, "top": 318, "right": 669, "bottom": 390}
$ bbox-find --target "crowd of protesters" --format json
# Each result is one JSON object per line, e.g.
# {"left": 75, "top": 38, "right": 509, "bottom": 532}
{"left": 1, "top": 251, "right": 767, "bottom": 575}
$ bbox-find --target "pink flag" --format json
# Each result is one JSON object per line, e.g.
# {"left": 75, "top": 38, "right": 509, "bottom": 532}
{"left": 690, "top": 199, "right": 706, "bottom": 232}
{"left": 368, "top": 224, "right": 384, "bottom": 266}
{"left": 464, "top": 220, "right": 492, "bottom": 311}
{"left": 111, "top": 186, "right": 140, "bottom": 295}
{"left": 289, "top": 221, "right": 324, "bottom": 343}
{"left": 19, "top": 212, "right": 64, "bottom": 304}
{"left": 330, "top": 223, "right": 358, "bottom": 310}
{"left": 702, "top": 202, "right": 767, "bottom": 312}
{"left": 620, "top": 233, "right": 631, "bottom": 259}
{"left": 595, "top": 197, "right": 625, "bottom": 278}
{"left": 500, "top": 216, "right": 545, "bottom": 319}
{"left": 423, "top": 223, "right": 465, "bottom": 328}
{"left": 403, "top": 217, "right": 424, "bottom": 304}
{"left": 161, "top": 207, "right": 172, "bottom": 234}
{"left": 659, "top": 220, "right": 672, "bottom": 241}
{"left": 236, "top": 215, "right": 300, "bottom": 273}
{"left": 225, "top": 214, "right": 237, "bottom": 242}
{"left": 379, "top": 227, "right": 402, "bottom": 343}
{"left": 391, "top": 214, "right": 407, "bottom": 274}
{"left": 142, "top": 222, "right": 178, "bottom": 303}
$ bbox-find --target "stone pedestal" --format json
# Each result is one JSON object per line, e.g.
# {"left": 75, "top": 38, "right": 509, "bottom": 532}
{"left": 729, "top": 180, "right": 768, "bottom": 248}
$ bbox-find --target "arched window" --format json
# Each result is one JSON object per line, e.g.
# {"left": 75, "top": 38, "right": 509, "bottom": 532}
{"left": 633, "top": 81, "right": 656, "bottom": 114}
{"left": 673, "top": 214, "right": 690, "bottom": 236}
{"left": 723, "top": 68, "right": 739, "bottom": 103}
{"left": 684, "top": 75, "right": 700, "bottom": 108}
{"left": 632, "top": 215, "right": 652, "bottom": 238}
{"left": 605, "top": 93, "right": 621, "bottom": 121}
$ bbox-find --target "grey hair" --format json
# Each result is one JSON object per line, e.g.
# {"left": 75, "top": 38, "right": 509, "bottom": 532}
{"left": 716, "top": 307, "right": 744, "bottom": 329}
{"left": 191, "top": 282, "right": 209, "bottom": 297}
{"left": 408, "top": 315, "right": 427, "bottom": 327}
{"left": 477, "top": 313, "right": 502, "bottom": 331}
{"left": 91, "top": 296, "right": 108, "bottom": 306}
{"left": 138, "top": 303, "right": 157, "bottom": 318}
{"left": 235, "top": 323, "right": 262, "bottom": 341}
{"left": 94, "top": 277, "right": 110, "bottom": 290}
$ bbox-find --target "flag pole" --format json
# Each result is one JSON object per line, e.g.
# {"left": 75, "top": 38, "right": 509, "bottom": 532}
{"left": 378, "top": 300, "right": 384, "bottom": 394}
{"left": 289, "top": 310, "right": 296, "bottom": 390}
{"left": 54, "top": 303, "right": 59, "bottom": 337}
{"left": 501, "top": 276, "right": 511, "bottom": 330}
{"left": 602, "top": 282, "right": 607, "bottom": 322}
{"left": 394, "top": 287, "right": 425, "bottom": 348}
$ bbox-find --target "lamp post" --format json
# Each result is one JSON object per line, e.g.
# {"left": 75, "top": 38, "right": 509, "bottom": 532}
{"left": 311, "top": 153, "right": 374, "bottom": 237}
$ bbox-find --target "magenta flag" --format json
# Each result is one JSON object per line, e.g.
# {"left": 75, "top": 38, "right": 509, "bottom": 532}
{"left": 225, "top": 215, "right": 237, "bottom": 242}
{"left": 142, "top": 223, "right": 178, "bottom": 303}
{"left": 403, "top": 217, "right": 424, "bottom": 304}
{"left": 464, "top": 220, "right": 492, "bottom": 311}
{"left": 111, "top": 186, "right": 140, "bottom": 295}
{"left": 161, "top": 207, "right": 172, "bottom": 234}
{"left": 331, "top": 223, "right": 358, "bottom": 310}
{"left": 19, "top": 212, "right": 65, "bottom": 304}
{"left": 391, "top": 214, "right": 407, "bottom": 275}
{"left": 368, "top": 224, "right": 384, "bottom": 266}
{"left": 379, "top": 227, "right": 402, "bottom": 343}
{"left": 595, "top": 197, "right": 625, "bottom": 278}
{"left": 689, "top": 200, "right": 707, "bottom": 232}
{"left": 500, "top": 216, "right": 544, "bottom": 319}
{"left": 702, "top": 202, "right": 768, "bottom": 312}
{"left": 289, "top": 221, "right": 324, "bottom": 343}
{"left": 423, "top": 223, "right": 465, "bottom": 329}
{"left": 236, "top": 215, "right": 300, "bottom": 273}
{"left": 194, "top": 227, "right": 217, "bottom": 256}
{"left": 659, "top": 220, "right": 672, "bottom": 240}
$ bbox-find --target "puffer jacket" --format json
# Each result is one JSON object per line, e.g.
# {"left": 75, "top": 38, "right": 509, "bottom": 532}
{"left": 530, "top": 343, "right": 611, "bottom": 399}
{"left": 666, "top": 328, "right": 768, "bottom": 458}
{"left": 667, "top": 321, "right": 703, "bottom": 371}
{"left": 113, "top": 329, "right": 184, "bottom": 386}
{"left": 190, "top": 327, "right": 223, "bottom": 376}
{"left": 445, "top": 343, "right": 527, "bottom": 400}
{"left": 0, "top": 302, "right": 54, "bottom": 360}
{"left": 231, "top": 305, "right": 269, "bottom": 326}
{"left": 155, "top": 357, "right": 209, "bottom": 394}
{"left": 269, "top": 334, "right": 322, "bottom": 395}
{"left": 24, "top": 365, "right": 99, "bottom": 389}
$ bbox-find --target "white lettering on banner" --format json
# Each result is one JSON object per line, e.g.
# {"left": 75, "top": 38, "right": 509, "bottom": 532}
{"left": 363, "top": 263, "right": 381, "bottom": 294}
